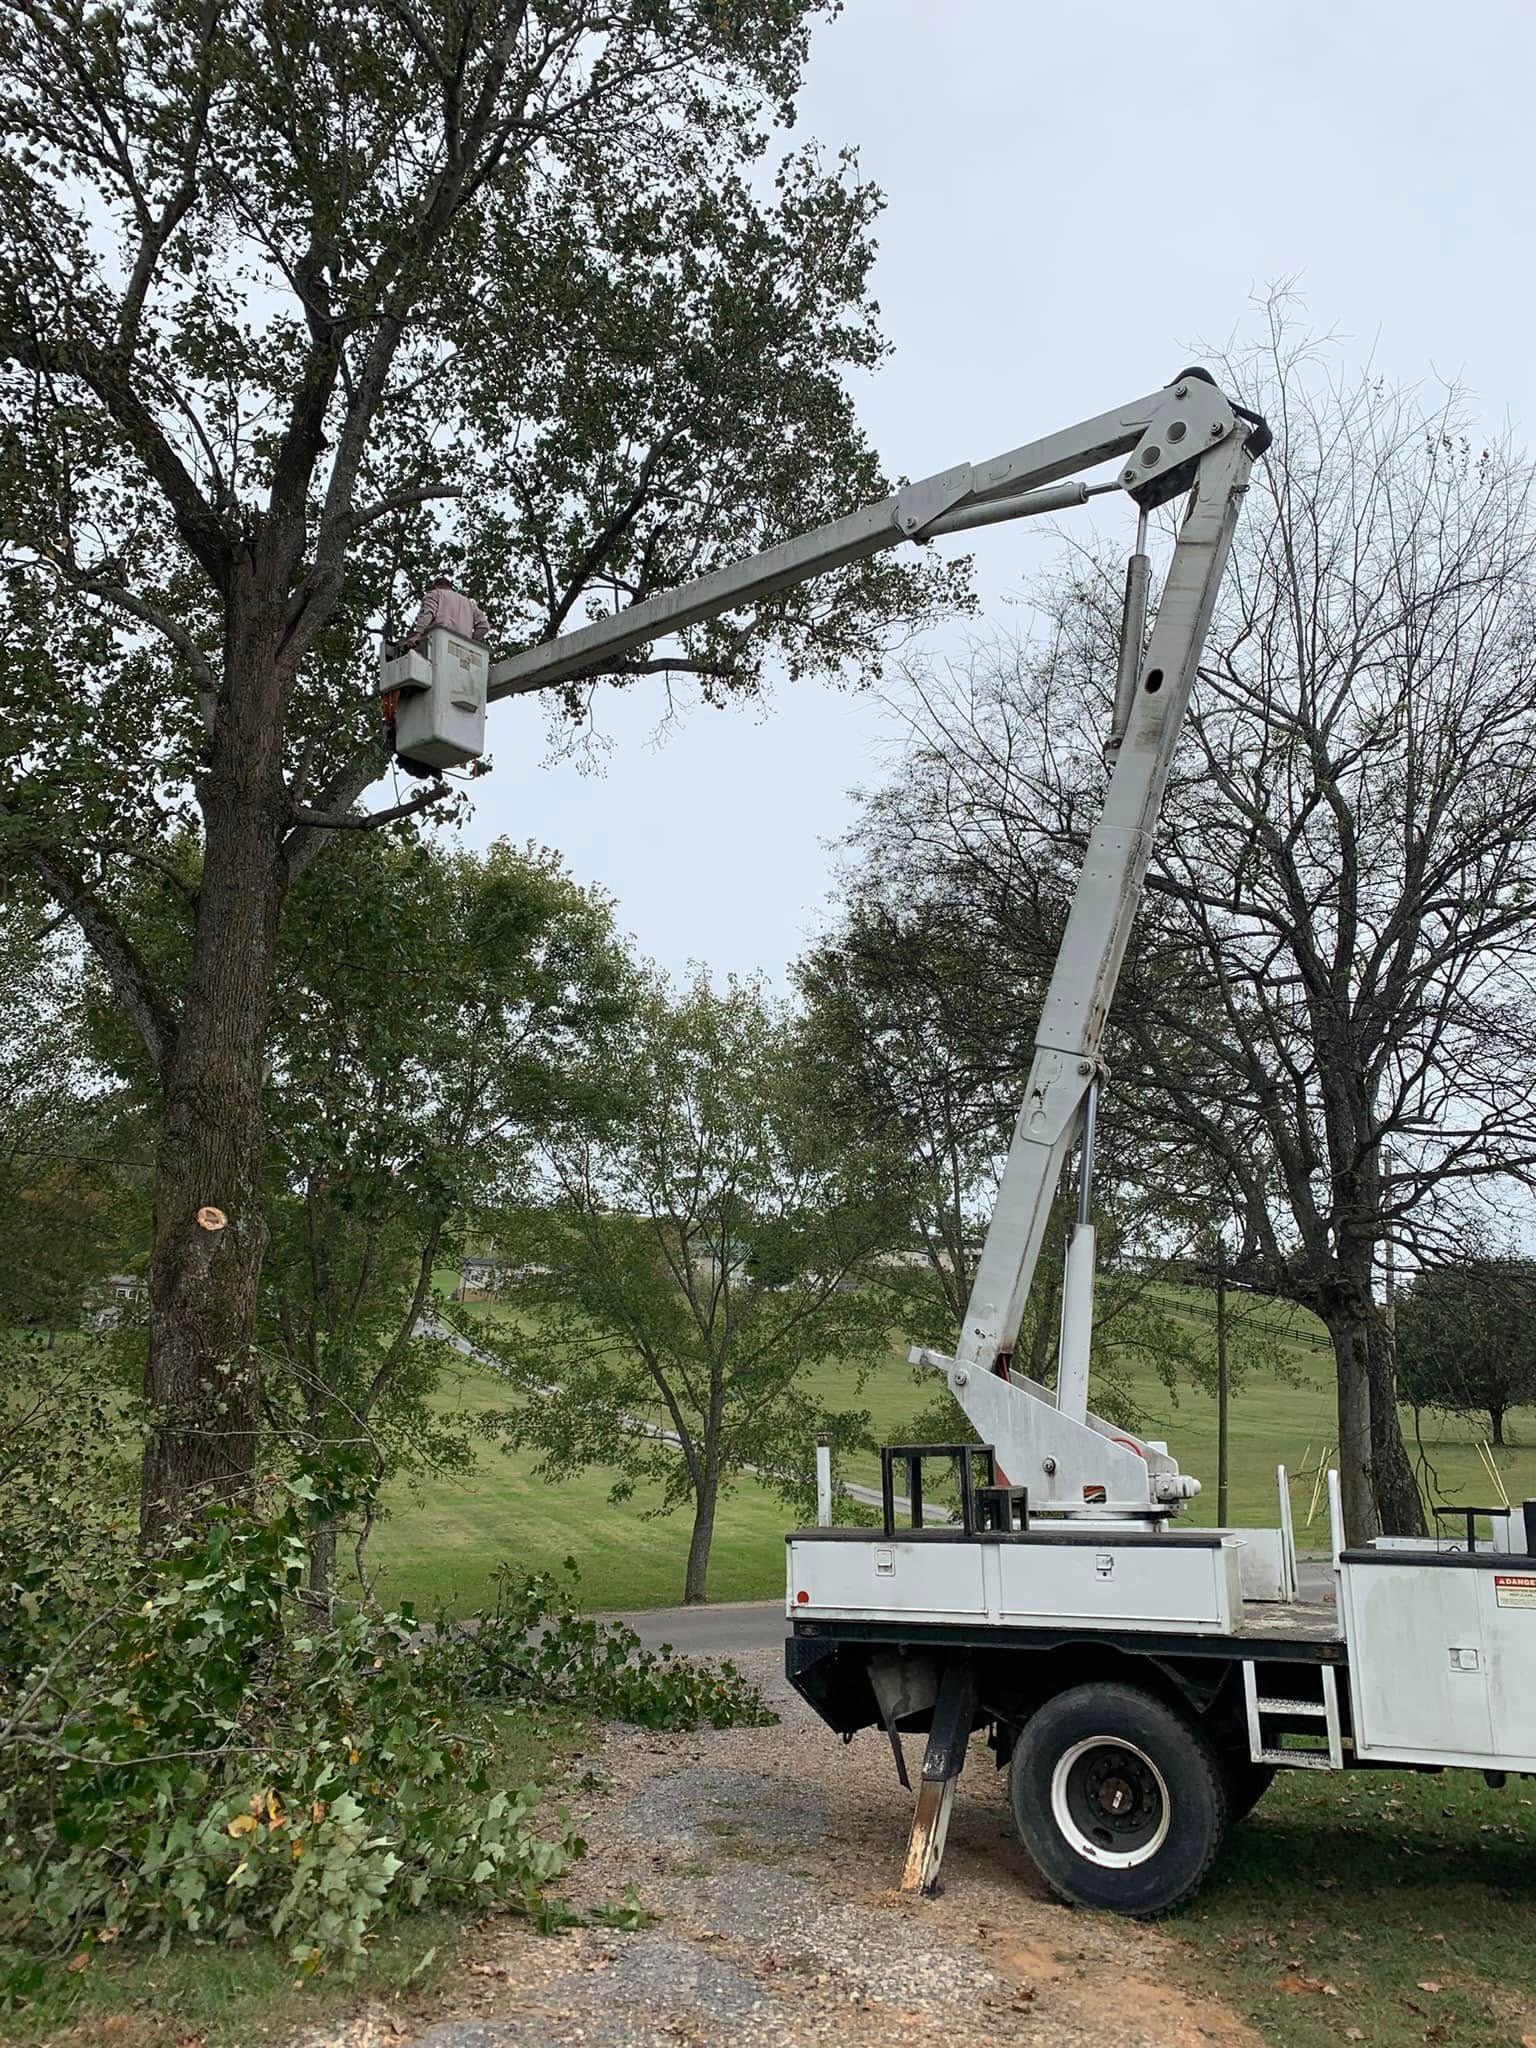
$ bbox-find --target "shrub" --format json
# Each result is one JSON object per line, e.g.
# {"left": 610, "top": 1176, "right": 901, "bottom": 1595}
{"left": 422, "top": 1563, "right": 776, "bottom": 1731}
{"left": 0, "top": 1478, "right": 574, "bottom": 1974}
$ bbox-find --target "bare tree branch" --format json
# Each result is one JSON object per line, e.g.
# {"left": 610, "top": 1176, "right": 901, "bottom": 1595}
{"left": 289, "top": 783, "right": 451, "bottom": 834}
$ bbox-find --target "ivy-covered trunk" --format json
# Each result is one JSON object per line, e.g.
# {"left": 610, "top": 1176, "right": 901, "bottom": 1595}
{"left": 140, "top": 580, "right": 291, "bottom": 1545}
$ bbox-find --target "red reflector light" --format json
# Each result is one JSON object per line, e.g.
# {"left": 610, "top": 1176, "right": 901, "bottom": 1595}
{"left": 795, "top": 1590, "right": 809, "bottom": 1604}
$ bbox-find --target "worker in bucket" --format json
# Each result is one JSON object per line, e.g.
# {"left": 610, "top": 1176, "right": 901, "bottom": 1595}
{"left": 382, "top": 568, "right": 490, "bottom": 775}
{"left": 405, "top": 567, "right": 489, "bottom": 649}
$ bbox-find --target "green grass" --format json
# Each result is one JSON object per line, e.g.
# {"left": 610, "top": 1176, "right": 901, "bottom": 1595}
{"left": 1172, "top": 1767, "right": 1536, "bottom": 2047}
{"left": 359, "top": 1351, "right": 804, "bottom": 1614}
{"left": 0, "top": 1714, "right": 583, "bottom": 2048}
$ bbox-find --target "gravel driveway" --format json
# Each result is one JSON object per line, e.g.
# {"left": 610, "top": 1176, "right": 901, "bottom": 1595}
{"left": 294, "top": 1646, "right": 1263, "bottom": 2048}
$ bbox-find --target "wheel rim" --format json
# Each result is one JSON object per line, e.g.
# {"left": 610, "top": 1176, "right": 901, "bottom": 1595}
{"left": 1049, "top": 1736, "right": 1171, "bottom": 1868}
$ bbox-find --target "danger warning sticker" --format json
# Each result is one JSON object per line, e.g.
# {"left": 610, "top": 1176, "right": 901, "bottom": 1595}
{"left": 1495, "top": 1574, "right": 1536, "bottom": 1609}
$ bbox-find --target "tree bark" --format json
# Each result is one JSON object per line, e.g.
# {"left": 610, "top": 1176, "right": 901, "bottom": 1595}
{"left": 139, "top": 575, "right": 292, "bottom": 1544}
{"left": 1491, "top": 1407, "right": 1507, "bottom": 1448}
{"left": 1214, "top": 1241, "right": 1230, "bottom": 1528}
{"left": 1366, "top": 1312, "right": 1425, "bottom": 1536}
{"left": 1323, "top": 1297, "right": 1380, "bottom": 1547}
{"left": 683, "top": 1459, "right": 720, "bottom": 1606}
{"left": 302, "top": 1377, "right": 340, "bottom": 1611}
{"left": 306, "top": 1520, "right": 338, "bottom": 1615}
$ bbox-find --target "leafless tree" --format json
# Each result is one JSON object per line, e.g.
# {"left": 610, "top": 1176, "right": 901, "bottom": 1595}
{"left": 866, "top": 307, "right": 1536, "bottom": 1541}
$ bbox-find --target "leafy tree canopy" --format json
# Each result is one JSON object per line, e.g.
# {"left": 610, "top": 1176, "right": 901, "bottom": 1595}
{"left": 1398, "top": 1256, "right": 1536, "bottom": 1447}
{"left": 0, "top": 0, "right": 966, "bottom": 907}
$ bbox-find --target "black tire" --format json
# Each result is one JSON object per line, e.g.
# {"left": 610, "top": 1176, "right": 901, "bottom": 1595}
{"left": 1009, "top": 1681, "right": 1227, "bottom": 1917}
{"left": 1223, "top": 1756, "right": 1276, "bottom": 1823}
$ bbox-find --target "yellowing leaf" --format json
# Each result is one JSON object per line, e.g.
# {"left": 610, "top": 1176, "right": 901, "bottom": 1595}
{"left": 227, "top": 1813, "right": 258, "bottom": 1838}
{"left": 65, "top": 1952, "right": 89, "bottom": 1974}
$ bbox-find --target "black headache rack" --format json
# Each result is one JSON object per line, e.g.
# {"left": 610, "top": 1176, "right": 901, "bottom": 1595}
{"left": 1428, "top": 1502, "right": 1536, "bottom": 1554}
{"left": 877, "top": 1443, "right": 1031, "bottom": 1537}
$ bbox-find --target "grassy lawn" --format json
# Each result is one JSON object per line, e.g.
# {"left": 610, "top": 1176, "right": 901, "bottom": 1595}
{"left": 1173, "top": 1767, "right": 1536, "bottom": 2047}
{"left": 358, "top": 1350, "right": 804, "bottom": 1614}
{"left": 0, "top": 1714, "right": 586, "bottom": 2048}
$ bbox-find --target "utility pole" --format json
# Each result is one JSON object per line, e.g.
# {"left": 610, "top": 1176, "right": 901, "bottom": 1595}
{"left": 1214, "top": 1231, "right": 1230, "bottom": 1528}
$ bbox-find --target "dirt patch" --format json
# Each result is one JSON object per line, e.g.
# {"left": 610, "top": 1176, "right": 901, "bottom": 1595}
{"left": 289, "top": 1646, "right": 1266, "bottom": 2048}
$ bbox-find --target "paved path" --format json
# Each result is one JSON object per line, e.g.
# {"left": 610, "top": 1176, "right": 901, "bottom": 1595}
{"left": 602, "top": 1600, "right": 791, "bottom": 1658}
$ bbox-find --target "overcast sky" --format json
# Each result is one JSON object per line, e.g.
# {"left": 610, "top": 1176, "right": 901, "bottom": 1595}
{"left": 456, "top": 0, "right": 1536, "bottom": 985}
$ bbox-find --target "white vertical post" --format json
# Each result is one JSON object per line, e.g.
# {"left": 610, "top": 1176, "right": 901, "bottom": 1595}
{"left": 1326, "top": 1468, "right": 1345, "bottom": 1573}
{"left": 815, "top": 1432, "right": 833, "bottom": 1527}
{"left": 1276, "top": 1464, "right": 1299, "bottom": 1602}
{"left": 1056, "top": 1224, "right": 1097, "bottom": 1424}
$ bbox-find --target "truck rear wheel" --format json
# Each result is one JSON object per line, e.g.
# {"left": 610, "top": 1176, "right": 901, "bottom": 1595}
{"left": 1009, "top": 1682, "right": 1227, "bottom": 1917}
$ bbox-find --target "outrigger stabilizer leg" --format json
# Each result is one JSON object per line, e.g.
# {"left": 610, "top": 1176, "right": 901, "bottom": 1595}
{"left": 898, "top": 1660, "right": 979, "bottom": 1895}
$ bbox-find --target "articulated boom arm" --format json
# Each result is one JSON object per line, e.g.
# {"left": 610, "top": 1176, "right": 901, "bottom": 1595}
{"left": 485, "top": 368, "right": 1268, "bottom": 1520}
{"left": 487, "top": 373, "right": 1240, "bottom": 700}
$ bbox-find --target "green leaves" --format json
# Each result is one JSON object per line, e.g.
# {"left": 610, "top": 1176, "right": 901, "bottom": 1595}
{"left": 1397, "top": 1256, "right": 1536, "bottom": 1441}
{"left": 485, "top": 968, "right": 897, "bottom": 1595}
{"left": 0, "top": 1484, "right": 578, "bottom": 1970}
{"left": 0, "top": 0, "right": 962, "bottom": 894}
{"left": 421, "top": 1561, "right": 774, "bottom": 1730}
{"left": 251, "top": 834, "right": 633, "bottom": 1572}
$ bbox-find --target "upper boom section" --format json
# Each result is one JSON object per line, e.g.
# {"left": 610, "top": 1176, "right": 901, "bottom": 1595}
{"left": 488, "top": 371, "right": 1262, "bottom": 701}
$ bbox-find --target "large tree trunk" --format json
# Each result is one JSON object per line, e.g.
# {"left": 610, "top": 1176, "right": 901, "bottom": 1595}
{"left": 1490, "top": 1406, "right": 1507, "bottom": 1448}
{"left": 139, "top": 579, "right": 292, "bottom": 1544}
{"left": 1366, "top": 1313, "right": 1425, "bottom": 1536}
{"left": 683, "top": 1460, "right": 720, "bottom": 1606}
{"left": 1322, "top": 1293, "right": 1380, "bottom": 1548}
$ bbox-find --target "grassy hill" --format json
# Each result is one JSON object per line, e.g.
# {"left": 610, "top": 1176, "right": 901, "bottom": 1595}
{"left": 358, "top": 1285, "right": 1536, "bottom": 1615}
